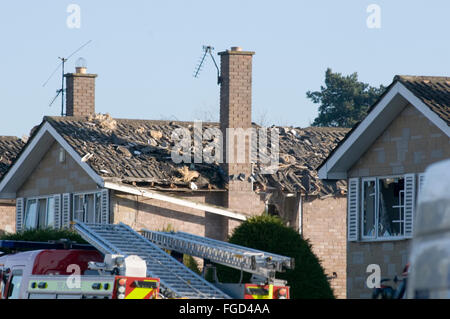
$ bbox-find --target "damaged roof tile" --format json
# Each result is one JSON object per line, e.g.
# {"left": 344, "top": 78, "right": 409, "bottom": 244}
{"left": 43, "top": 116, "right": 348, "bottom": 197}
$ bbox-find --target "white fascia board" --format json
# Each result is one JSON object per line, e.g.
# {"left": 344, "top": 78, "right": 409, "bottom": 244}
{"left": 0, "top": 123, "right": 50, "bottom": 196}
{"left": 319, "top": 81, "right": 450, "bottom": 179}
{"left": 0, "top": 121, "right": 104, "bottom": 197}
{"left": 104, "top": 181, "right": 247, "bottom": 221}
{"left": 321, "top": 82, "right": 402, "bottom": 179}
{"left": 397, "top": 83, "right": 450, "bottom": 137}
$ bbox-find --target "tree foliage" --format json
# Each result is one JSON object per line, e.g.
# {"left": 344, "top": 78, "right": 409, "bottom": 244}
{"left": 308, "top": 68, "right": 386, "bottom": 127}
{"left": 215, "top": 214, "right": 335, "bottom": 299}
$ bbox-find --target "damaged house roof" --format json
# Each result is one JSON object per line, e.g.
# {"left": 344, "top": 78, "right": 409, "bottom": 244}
{"left": 0, "top": 136, "right": 25, "bottom": 178}
{"left": 38, "top": 115, "right": 348, "bottom": 197}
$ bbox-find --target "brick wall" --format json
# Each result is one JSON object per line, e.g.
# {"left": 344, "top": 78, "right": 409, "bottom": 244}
{"left": 112, "top": 190, "right": 235, "bottom": 240}
{"left": 301, "top": 195, "right": 347, "bottom": 299}
{"left": 218, "top": 47, "right": 259, "bottom": 214}
{"left": 347, "top": 241, "right": 410, "bottom": 298}
{"left": 17, "top": 141, "right": 98, "bottom": 198}
{"left": 349, "top": 103, "right": 450, "bottom": 178}
{"left": 65, "top": 70, "right": 97, "bottom": 117}
{"left": 0, "top": 201, "right": 15, "bottom": 234}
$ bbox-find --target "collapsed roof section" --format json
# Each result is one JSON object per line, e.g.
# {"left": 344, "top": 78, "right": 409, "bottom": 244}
{"left": 41, "top": 115, "right": 348, "bottom": 197}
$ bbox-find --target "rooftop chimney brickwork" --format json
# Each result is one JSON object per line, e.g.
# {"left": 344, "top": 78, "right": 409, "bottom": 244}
{"left": 64, "top": 68, "right": 97, "bottom": 117}
{"left": 219, "top": 47, "right": 260, "bottom": 215}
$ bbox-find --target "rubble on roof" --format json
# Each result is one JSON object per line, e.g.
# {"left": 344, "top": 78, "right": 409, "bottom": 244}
{"left": 87, "top": 113, "right": 117, "bottom": 132}
{"left": 44, "top": 115, "right": 348, "bottom": 197}
{"left": 176, "top": 166, "right": 200, "bottom": 183}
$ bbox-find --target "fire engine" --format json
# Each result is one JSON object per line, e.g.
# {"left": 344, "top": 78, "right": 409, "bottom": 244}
{"left": 0, "top": 221, "right": 293, "bottom": 299}
{"left": 0, "top": 240, "right": 160, "bottom": 299}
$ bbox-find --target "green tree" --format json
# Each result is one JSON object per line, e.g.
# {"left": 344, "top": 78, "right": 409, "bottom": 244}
{"left": 307, "top": 68, "right": 386, "bottom": 127}
{"left": 215, "top": 214, "right": 335, "bottom": 299}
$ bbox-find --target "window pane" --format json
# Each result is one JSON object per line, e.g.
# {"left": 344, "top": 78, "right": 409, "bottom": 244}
{"left": 74, "top": 195, "right": 84, "bottom": 222}
{"left": 46, "top": 197, "right": 55, "bottom": 228}
{"left": 85, "top": 194, "right": 95, "bottom": 223}
{"left": 378, "top": 177, "right": 405, "bottom": 237}
{"left": 95, "top": 192, "right": 101, "bottom": 224}
{"left": 37, "top": 199, "right": 47, "bottom": 229}
{"left": 25, "top": 199, "right": 38, "bottom": 229}
{"left": 363, "top": 180, "right": 376, "bottom": 237}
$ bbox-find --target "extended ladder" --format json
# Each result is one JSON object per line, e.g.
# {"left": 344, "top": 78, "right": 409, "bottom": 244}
{"left": 141, "top": 230, "right": 294, "bottom": 281}
{"left": 74, "top": 222, "right": 230, "bottom": 299}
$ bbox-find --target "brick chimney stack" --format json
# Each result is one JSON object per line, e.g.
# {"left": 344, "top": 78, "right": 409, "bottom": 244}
{"left": 64, "top": 66, "right": 97, "bottom": 116}
{"left": 218, "top": 46, "right": 256, "bottom": 213}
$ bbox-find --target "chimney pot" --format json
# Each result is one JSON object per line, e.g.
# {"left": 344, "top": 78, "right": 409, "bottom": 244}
{"left": 76, "top": 66, "right": 87, "bottom": 74}
{"left": 231, "top": 46, "right": 242, "bottom": 52}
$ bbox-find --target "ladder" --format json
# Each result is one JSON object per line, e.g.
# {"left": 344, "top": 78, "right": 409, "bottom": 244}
{"left": 74, "top": 222, "right": 230, "bottom": 299}
{"left": 141, "top": 230, "right": 294, "bottom": 281}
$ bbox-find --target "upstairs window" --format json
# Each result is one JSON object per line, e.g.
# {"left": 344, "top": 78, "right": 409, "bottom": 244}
{"left": 362, "top": 176, "right": 405, "bottom": 239}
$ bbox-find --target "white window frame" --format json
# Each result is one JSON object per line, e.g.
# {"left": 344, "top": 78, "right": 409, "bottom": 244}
{"left": 361, "top": 177, "right": 377, "bottom": 240}
{"left": 360, "top": 175, "right": 407, "bottom": 242}
{"left": 72, "top": 190, "right": 102, "bottom": 224}
{"left": 23, "top": 195, "right": 56, "bottom": 229}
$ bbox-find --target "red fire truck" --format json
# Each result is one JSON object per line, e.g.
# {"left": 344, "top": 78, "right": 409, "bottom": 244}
{"left": 0, "top": 241, "right": 159, "bottom": 299}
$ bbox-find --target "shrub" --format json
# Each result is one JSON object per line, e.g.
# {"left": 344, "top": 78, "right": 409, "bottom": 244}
{"left": 215, "top": 214, "right": 335, "bottom": 299}
{"left": 159, "top": 224, "right": 201, "bottom": 275}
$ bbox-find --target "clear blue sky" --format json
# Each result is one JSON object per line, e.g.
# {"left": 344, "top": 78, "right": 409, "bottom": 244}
{"left": 1, "top": 0, "right": 449, "bottom": 138}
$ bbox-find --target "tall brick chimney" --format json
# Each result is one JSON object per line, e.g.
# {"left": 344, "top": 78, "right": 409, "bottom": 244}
{"left": 218, "top": 46, "right": 256, "bottom": 214}
{"left": 64, "top": 66, "right": 97, "bottom": 116}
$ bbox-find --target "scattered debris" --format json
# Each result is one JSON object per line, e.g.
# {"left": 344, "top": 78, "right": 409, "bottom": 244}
{"left": 81, "top": 153, "right": 93, "bottom": 162}
{"left": 135, "top": 127, "right": 145, "bottom": 134}
{"left": 21, "top": 135, "right": 29, "bottom": 144}
{"left": 150, "top": 130, "right": 163, "bottom": 140}
{"left": 87, "top": 113, "right": 117, "bottom": 132}
{"left": 116, "top": 146, "right": 132, "bottom": 158}
{"left": 176, "top": 166, "right": 200, "bottom": 183}
{"left": 44, "top": 117, "right": 348, "bottom": 196}
{"left": 189, "top": 182, "right": 198, "bottom": 190}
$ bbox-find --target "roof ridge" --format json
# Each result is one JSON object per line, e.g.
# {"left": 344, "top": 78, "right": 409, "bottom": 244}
{"left": 394, "top": 75, "right": 450, "bottom": 82}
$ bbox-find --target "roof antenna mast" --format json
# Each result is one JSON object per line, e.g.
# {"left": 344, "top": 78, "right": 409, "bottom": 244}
{"left": 193, "top": 45, "right": 221, "bottom": 85}
{"left": 43, "top": 40, "right": 92, "bottom": 116}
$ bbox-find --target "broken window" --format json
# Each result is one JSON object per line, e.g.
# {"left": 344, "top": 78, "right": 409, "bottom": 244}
{"left": 73, "top": 192, "right": 102, "bottom": 223}
{"left": 362, "top": 179, "right": 376, "bottom": 238}
{"left": 362, "top": 176, "right": 405, "bottom": 239}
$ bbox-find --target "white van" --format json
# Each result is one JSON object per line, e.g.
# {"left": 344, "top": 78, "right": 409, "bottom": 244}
{"left": 407, "top": 159, "right": 450, "bottom": 299}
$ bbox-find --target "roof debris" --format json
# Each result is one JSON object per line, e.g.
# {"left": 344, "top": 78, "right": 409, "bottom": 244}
{"left": 42, "top": 116, "right": 348, "bottom": 197}
{"left": 87, "top": 113, "right": 117, "bottom": 132}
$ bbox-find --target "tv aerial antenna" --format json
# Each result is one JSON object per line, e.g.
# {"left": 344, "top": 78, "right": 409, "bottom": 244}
{"left": 193, "top": 45, "right": 221, "bottom": 85}
{"left": 42, "top": 40, "right": 92, "bottom": 116}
